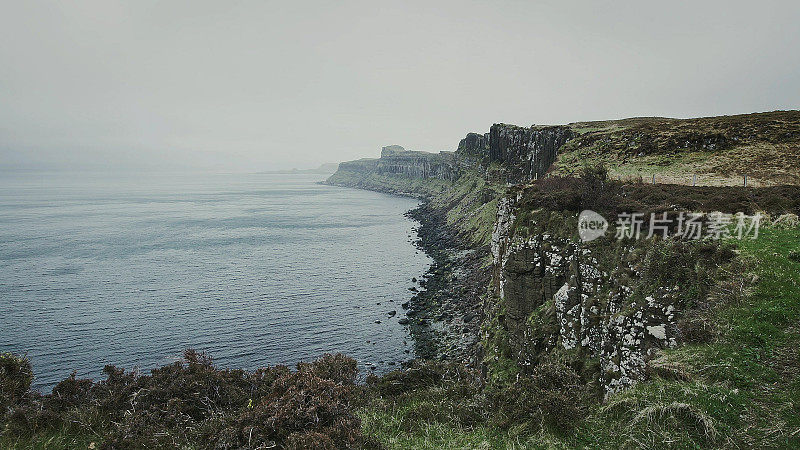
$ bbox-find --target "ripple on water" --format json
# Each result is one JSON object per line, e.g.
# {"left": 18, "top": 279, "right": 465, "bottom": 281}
{"left": 0, "top": 172, "right": 431, "bottom": 391}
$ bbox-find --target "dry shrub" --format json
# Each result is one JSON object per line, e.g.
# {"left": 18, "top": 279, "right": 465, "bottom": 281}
{"left": 235, "top": 370, "right": 361, "bottom": 448}
{"left": 48, "top": 372, "right": 94, "bottom": 412}
{"left": 632, "top": 402, "right": 717, "bottom": 442}
{"left": 285, "top": 430, "right": 336, "bottom": 449}
{"left": 297, "top": 353, "right": 358, "bottom": 385}
{"left": 0, "top": 350, "right": 373, "bottom": 449}
{"left": 524, "top": 175, "right": 800, "bottom": 217}
{"left": 646, "top": 357, "right": 691, "bottom": 382}
{"left": 366, "top": 360, "right": 478, "bottom": 396}
{"left": 0, "top": 353, "right": 33, "bottom": 409}
{"left": 677, "top": 311, "right": 717, "bottom": 344}
{"left": 488, "top": 361, "right": 589, "bottom": 432}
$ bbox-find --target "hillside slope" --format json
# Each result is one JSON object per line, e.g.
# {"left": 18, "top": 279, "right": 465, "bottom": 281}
{"left": 555, "top": 110, "right": 800, "bottom": 186}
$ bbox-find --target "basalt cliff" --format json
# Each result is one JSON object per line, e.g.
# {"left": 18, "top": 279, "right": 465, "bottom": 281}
{"left": 327, "top": 124, "right": 575, "bottom": 194}
{"left": 325, "top": 111, "right": 800, "bottom": 396}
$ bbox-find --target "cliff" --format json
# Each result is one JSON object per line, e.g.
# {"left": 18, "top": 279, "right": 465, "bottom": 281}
{"left": 487, "top": 179, "right": 800, "bottom": 395}
{"left": 324, "top": 145, "right": 458, "bottom": 197}
{"left": 325, "top": 110, "right": 800, "bottom": 399}
{"left": 485, "top": 124, "right": 574, "bottom": 183}
{"left": 336, "top": 146, "right": 459, "bottom": 182}
{"left": 327, "top": 123, "right": 575, "bottom": 193}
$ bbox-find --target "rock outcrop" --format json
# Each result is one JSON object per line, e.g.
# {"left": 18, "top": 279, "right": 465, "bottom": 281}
{"left": 328, "top": 125, "right": 575, "bottom": 192}
{"left": 332, "top": 145, "right": 459, "bottom": 185}
{"left": 485, "top": 124, "right": 574, "bottom": 184}
{"left": 489, "top": 200, "right": 683, "bottom": 396}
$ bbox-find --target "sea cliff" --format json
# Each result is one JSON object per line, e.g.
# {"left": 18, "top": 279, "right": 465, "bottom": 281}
{"left": 325, "top": 111, "right": 800, "bottom": 396}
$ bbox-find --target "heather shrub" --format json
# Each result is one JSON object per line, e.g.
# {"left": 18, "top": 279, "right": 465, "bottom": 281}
{"left": 231, "top": 370, "right": 362, "bottom": 448}
{"left": 297, "top": 352, "right": 358, "bottom": 385}
{"left": 47, "top": 372, "right": 94, "bottom": 412}
{"left": 0, "top": 352, "right": 34, "bottom": 410}
{"left": 488, "top": 361, "right": 589, "bottom": 432}
{"left": 366, "top": 360, "right": 477, "bottom": 396}
{"left": 0, "top": 350, "right": 376, "bottom": 449}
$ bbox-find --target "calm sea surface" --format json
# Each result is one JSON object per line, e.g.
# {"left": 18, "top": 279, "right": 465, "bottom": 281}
{"left": 0, "top": 171, "right": 429, "bottom": 390}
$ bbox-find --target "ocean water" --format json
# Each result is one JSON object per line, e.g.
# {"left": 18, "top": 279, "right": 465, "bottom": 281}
{"left": 0, "top": 171, "right": 429, "bottom": 391}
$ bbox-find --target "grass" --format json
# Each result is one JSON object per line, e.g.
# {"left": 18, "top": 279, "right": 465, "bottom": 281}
{"left": 556, "top": 111, "right": 800, "bottom": 187}
{"left": 0, "top": 429, "right": 98, "bottom": 450}
{"left": 355, "top": 224, "right": 800, "bottom": 449}
{"left": 431, "top": 169, "right": 506, "bottom": 247}
{"left": 554, "top": 144, "right": 799, "bottom": 187}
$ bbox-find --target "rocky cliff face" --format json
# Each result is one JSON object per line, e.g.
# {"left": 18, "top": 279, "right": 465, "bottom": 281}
{"left": 454, "top": 125, "right": 574, "bottom": 184}
{"left": 486, "top": 125, "right": 574, "bottom": 184}
{"left": 489, "top": 198, "right": 686, "bottom": 395}
{"left": 333, "top": 145, "right": 460, "bottom": 183}
{"left": 328, "top": 124, "right": 575, "bottom": 193}
{"left": 480, "top": 178, "right": 786, "bottom": 396}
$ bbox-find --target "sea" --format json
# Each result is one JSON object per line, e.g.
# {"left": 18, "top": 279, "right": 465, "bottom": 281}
{"left": 0, "top": 171, "right": 429, "bottom": 391}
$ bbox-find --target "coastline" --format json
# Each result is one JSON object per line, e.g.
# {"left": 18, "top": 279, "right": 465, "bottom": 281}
{"left": 321, "top": 179, "right": 487, "bottom": 368}
{"left": 403, "top": 202, "right": 486, "bottom": 367}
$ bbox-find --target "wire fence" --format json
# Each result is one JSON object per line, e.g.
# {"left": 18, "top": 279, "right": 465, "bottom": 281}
{"left": 609, "top": 173, "right": 758, "bottom": 187}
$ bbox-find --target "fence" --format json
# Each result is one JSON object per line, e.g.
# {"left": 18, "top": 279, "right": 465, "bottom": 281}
{"left": 609, "top": 173, "right": 756, "bottom": 187}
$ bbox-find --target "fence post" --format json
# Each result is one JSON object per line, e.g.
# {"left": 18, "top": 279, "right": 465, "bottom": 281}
{"left": 744, "top": 174, "right": 747, "bottom": 187}
{"left": 652, "top": 174, "right": 655, "bottom": 184}
{"left": 693, "top": 174, "right": 696, "bottom": 186}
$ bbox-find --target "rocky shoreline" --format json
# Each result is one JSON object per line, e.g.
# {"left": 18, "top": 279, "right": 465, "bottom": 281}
{"left": 401, "top": 201, "right": 488, "bottom": 369}
{"left": 319, "top": 178, "right": 490, "bottom": 368}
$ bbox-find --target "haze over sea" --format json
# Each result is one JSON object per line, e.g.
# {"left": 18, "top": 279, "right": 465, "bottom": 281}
{"left": 0, "top": 171, "right": 429, "bottom": 390}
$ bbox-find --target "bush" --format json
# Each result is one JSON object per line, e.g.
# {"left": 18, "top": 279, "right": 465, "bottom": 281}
{"left": 297, "top": 353, "right": 358, "bottom": 385}
{"left": 48, "top": 372, "right": 94, "bottom": 412}
{"left": 366, "top": 360, "right": 478, "bottom": 396}
{"left": 0, "top": 350, "right": 377, "bottom": 449}
{"left": 488, "top": 361, "right": 589, "bottom": 432}
{"left": 232, "top": 370, "right": 362, "bottom": 448}
{"left": 0, "top": 353, "right": 34, "bottom": 410}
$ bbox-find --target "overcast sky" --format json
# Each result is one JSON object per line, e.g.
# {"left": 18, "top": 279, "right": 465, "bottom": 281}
{"left": 1, "top": 0, "right": 799, "bottom": 171}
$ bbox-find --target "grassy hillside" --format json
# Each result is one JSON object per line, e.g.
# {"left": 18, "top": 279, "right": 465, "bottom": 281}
{"left": 357, "top": 222, "right": 800, "bottom": 449}
{"left": 553, "top": 111, "right": 800, "bottom": 186}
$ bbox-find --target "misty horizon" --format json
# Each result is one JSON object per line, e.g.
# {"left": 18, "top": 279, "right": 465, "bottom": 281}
{"left": 2, "top": 0, "right": 799, "bottom": 172}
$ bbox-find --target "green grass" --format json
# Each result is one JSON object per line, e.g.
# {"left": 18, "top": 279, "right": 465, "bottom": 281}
{"left": 0, "top": 429, "right": 98, "bottom": 450}
{"left": 358, "top": 388, "right": 575, "bottom": 449}
{"left": 438, "top": 174, "right": 505, "bottom": 247}
{"left": 359, "top": 225, "right": 800, "bottom": 448}
{"left": 576, "top": 226, "right": 800, "bottom": 448}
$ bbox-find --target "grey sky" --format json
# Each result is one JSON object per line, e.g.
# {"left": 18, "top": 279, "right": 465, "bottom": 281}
{"left": 1, "top": 0, "right": 799, "bottom": 171}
